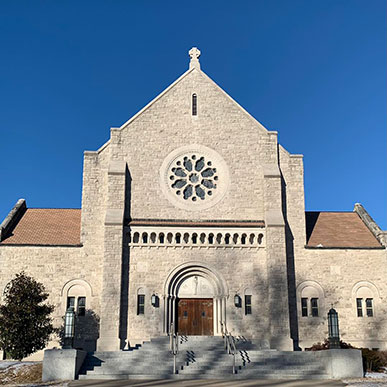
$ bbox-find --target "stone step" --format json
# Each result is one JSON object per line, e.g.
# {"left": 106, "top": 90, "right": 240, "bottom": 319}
{"left": 80, "top": 335, "right": 331, "bottom": 381}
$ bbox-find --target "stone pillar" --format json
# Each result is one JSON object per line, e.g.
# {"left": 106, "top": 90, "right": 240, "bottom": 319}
{"left": 263, "top": 163, "right": 293, "bottom": 350}
{"left": 97, "top": 159, "right": 127, "bottom": 351}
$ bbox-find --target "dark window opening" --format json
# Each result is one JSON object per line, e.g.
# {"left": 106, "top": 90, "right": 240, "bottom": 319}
{"left": 356, "top": 298, "right": 363, "bottom": 317}
{"left": 301, "top": 298, "right": 308, "bottom": 317}
{"left": 245, "top": 295, "right": 252, "bottom": 315}
{"left": 78, "top": 297, "right": 86, "bottom": 316}
{"left": 192, "top": 94, "right": 197, "bottom": 116}
{"left": 366, "top": 298, "right": 373, "bottom": 317}
{"left": 137, "top": 294, "right": 145, "bottom": 315}
{"left": 311, "top": 298, "right": 319, "bottom": 317}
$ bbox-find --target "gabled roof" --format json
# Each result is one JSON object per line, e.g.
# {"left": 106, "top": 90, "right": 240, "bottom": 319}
{"left": 0, "top": 208, "right": 383, "bottom": 248}
{"left": 93, "top": 49, "right": 277, "bottom": 155}
{"left": 0, "top": 208, "right": 81, "bottom": 246}
{"left": 305, "top": 211, "right": 383, "bottom": 248}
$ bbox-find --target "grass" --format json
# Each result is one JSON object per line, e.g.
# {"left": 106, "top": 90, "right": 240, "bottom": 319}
{"left": 0, "top": 362, "right": 42, "bottom": 385}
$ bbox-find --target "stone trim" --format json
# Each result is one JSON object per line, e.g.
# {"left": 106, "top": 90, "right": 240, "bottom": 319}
{"left": 159, "top": 144, "right": 230, "bottom": 211}
{"left": 265, "top": 209, "right": 285, "bottom": 227}
{"left": 128, "top": 226, "right": 265, "bottom": 248}
{"left": 0, "top": 199, "right": 26, "bottom": 241}
{"left": 105, "top": 209, "right": 124, "bottom": 226}
{"left": 263, "top": 164, "right": 281, "bottom": 178}
{"left": 128, "top": 219, "right": 265, "bottom": 227}
{"left": 351, "top": 280, "right": 380, "bottom": 299}
{"left": 354, "top": 203, "right": 386, "bottom": 247}
{"left": 0, "top": 244, "right": 82, "bottom": 247}
{"left": 108, "top": 160, "right": 126, "bottom": 175}
{"left": 304, "top": 245, "right": 384, "bottom": 250}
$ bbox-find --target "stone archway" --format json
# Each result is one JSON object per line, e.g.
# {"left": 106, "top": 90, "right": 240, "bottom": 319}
{"left": 163, "top": 261, "right": 229, "bottom": 335}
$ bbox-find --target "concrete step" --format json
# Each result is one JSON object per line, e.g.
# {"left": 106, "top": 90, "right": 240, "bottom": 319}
{"left": 80, "top": 335, "right": 329, "bottom": 381}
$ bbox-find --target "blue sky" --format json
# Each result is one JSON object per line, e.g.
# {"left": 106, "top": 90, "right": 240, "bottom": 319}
{"left": 0, "top": 0, "right": 386, "bottom": 229}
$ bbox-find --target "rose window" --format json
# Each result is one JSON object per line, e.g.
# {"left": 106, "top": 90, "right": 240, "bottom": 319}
{"left": 169, "top": 155, "right": 218, "bottom": 201}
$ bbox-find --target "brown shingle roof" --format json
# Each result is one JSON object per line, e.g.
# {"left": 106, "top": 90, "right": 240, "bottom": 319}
{"left": 306, "top": 212, "right": 382, "bottom": 248}
{"left": 0, "top": 208, "right": 81, "bottom": 246}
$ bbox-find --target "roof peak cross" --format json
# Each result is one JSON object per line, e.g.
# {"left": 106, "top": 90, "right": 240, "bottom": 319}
{"left": 189, "top": 47, "right": 201, "bottom": 70}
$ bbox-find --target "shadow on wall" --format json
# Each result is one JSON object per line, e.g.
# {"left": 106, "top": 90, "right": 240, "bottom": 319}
{"left": 119, "top": 166, "right": 132, "bottom": 350}
{"left": 58, "top": 309, "right": 100, "bottom": 352}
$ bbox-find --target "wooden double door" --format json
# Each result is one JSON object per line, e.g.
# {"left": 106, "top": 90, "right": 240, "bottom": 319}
{"left": 177, "top": 298, "right": 213, "bottom": 335}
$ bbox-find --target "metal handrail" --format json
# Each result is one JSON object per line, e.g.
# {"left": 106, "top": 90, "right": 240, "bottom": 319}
{"left": 169, "top": 322, "right": 179, "bottom": 374}
{"left": 220, "top": 321, "right": 236, "bottom": 374}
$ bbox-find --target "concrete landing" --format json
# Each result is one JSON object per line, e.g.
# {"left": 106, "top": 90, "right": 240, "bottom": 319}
{"left": 70, "top": 379, "right": 346, "bottom": 387}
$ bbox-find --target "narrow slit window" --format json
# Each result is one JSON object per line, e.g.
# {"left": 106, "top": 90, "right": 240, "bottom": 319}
{"left": 301, "top": 298, "right": 308, "bottom": 317}
{"left": 366, "top": 298, "right": 373, "bottom": 317}
{"left": 137, "top": 294, "right": 145, "bottom": 315}
{"left": 311, "top": 298, "right": 319, "bottom": 317}
{"left": 245, "top": 295, "right": 252, "bottom": 315}
{"left": 192, "top": 94, "right": 197, "bottom": 116}
{"left": 356, "top": 298, "right": 363, "bottom": 317}
{"left": 77, "top": 297, "right": 86, "bottom": 316}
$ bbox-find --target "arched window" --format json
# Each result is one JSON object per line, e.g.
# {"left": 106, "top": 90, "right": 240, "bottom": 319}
{"left": 133, "top": 232, "right": 140, "bottom": 243}
{"left": 150, "top": 232, "right": 157, "bottom": 243}
{"left": 167, "top": 233, "right": 173, "bottom": 244}
{"left": 159, "top": 233, "right": 165, "bottom": 244}
{"left": 175, "top": 233, "right": 181, "bottom": 244}
{"left": 297, "top": 281, "right": 325, "bottom": 318}
{"left": 142, "top": 232, "right": 148, "bottom": 244}
{"left": 192, "top": 233, "right": 198, "bottom": 244}
{"left": 241, "top": 234, "right": 247, "bottom": 245}
{"left": 192, "top": 93, "right": 197, "bottom": 116}
{"left": 208, "top": 233, "right": 214, "bottom": 244}
{"left": 61, "top": 279, "right": 92, "bottom": 317}
{"left": 352, "top": 282, "right": 379, "bottom": 318}
{"left": 249, "top": 234, "right": 255, "bottom": 245}
{"left": 225, "top": 234, "right": 231, "bottom": 245}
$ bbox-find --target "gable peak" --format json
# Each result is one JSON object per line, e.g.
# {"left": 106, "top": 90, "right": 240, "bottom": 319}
{"left": 189, "top": 47, "right": 201, "bottom": 70}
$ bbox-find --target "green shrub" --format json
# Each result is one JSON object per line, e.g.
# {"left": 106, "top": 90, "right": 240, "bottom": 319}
{"left": 0, "top": 272, "right": 55, "bottom": 360}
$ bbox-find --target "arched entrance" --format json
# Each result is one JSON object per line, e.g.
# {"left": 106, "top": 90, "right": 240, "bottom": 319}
{"left": 163, "top": 262, "right": 228, "bottom": 335}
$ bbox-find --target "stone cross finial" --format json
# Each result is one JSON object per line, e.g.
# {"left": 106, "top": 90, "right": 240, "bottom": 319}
{"left": 189, "top": 47, "right": 201, "bottom": 70}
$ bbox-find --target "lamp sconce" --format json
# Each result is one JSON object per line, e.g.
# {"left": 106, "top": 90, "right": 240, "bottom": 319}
{"left": 151, "top": 294, "right": 159, "bottom": 307}
{"left": 63, "top": 307, "right": 75, "bottom": 349}
{"left": 328, "top": 307, "right": 340, "bottom": 349}
{"left": 234, "top": 294, "right": 241, "bottom": 308}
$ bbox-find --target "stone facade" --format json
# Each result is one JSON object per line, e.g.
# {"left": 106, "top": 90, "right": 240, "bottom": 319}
{"left": 0, "top": 48, "right": 386, "bottom": 360}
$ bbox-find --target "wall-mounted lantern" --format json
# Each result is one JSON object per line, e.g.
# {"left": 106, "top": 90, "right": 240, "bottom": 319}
{"left": 63, "top": 308, "right": 75, "bottom": 349}
{"left": 234, "top": 294, "right": 241, "bottom": 308}
{"left": 151, "top": 294, "right": 159, "bottom": 307}
{"left": 328, "top": 307, "right": 340, "bottom": 349}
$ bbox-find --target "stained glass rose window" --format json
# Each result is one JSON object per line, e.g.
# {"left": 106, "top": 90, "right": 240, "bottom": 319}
{"left": 169, "top": 155, "right": 218, "bottom": 201}
{"left": 160, "top": 145, "right": 229, "bottom": 211}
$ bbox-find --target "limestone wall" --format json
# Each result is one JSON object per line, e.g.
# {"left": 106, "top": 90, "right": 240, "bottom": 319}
{"left": 125, "top": 245, "right": 269, "bottom": 345}
{"left": 108, "top": 68, "right": 279, "bottom": 221}
{"left": 0, "top": 245, "right": 103, "bottom": 359}
{"left": 295, "top": 247, "right": 387, "bottom": 349}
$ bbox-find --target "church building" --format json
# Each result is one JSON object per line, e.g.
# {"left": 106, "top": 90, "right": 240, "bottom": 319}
{"left": 1, "top": 48, "right": 386, "bottom": 359}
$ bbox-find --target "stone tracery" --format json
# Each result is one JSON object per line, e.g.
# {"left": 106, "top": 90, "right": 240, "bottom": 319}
{"left": 169, "top": 154, "right": 218, "bottom": 201}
